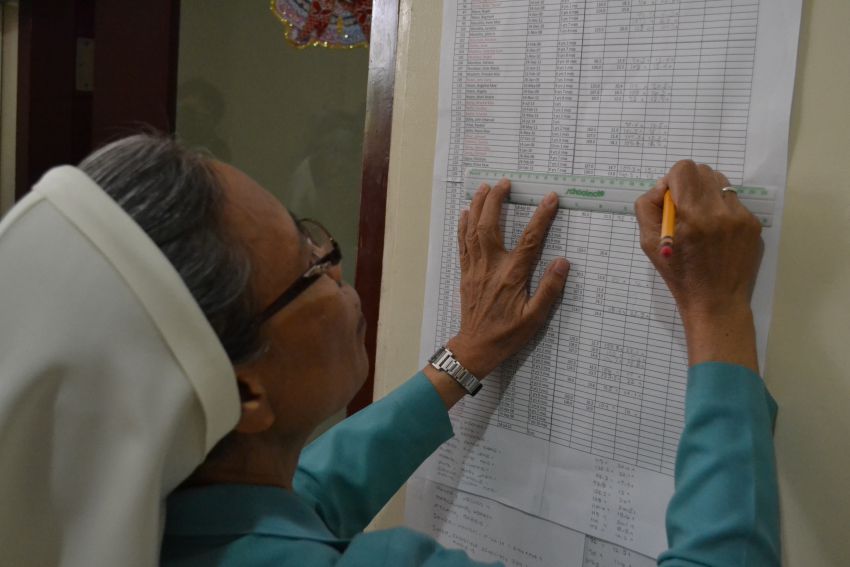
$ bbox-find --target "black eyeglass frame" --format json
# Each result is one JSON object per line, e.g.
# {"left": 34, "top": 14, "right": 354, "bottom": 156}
{"left": 254, "top": 220, "right": 342, "bottom": 327}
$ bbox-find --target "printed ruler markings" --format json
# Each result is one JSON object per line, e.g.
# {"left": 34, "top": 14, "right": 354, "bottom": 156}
{"left": 464, "top": 168, "right": 776, "bottom": 226}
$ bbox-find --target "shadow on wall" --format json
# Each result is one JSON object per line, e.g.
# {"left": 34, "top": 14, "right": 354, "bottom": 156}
{"left": 285, "top": 109, "right": 364, "bottom": 283}
{"left": 176, "top": 76, "right": 364, "bottom": 283}
{"left": 177, "top": 78, "right": 232, "bottom": 161}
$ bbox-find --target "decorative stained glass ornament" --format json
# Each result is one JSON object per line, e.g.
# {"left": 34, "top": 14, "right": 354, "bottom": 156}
{"left": 271, "top": 0, "right": 371, "bottom": 49}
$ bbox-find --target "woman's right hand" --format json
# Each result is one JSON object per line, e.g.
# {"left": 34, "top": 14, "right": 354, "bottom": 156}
{"left": 635, "top": 160, "right": 764, "bottom": 372}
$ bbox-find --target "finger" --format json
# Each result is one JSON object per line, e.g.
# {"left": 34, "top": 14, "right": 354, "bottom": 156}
{"left": 695, "top": 163, "right": 725, "bottom": 208}
{"left": 713, "top": 170, "right": 755, "bottom": 228}
{"left": 714, "top": 170, "right": 741, "bottom": 209}
{"left": 666, "top": 159, "right": 711, "bottom": 209}
{"left": 714, "top": 170, "right": 731, "bottom": 190}
{"left": 641, "top": 178, "right": 668, "bottom": 208}
{"left": 458, "top": 209, "right": 470, "bottom": 272}
{"left": 466, "top": 182, "right": 489, "bottom": 231}
{"left": 634, "top": 183, "right": 665, "bottom": 256}
{"left": 511, "top": 191, "right": 560, "bottom": 275}
{"left": 477, "top": 178, "right": 511, "bottom": 253}
{"left": 727, "top": 189, "right": 762, "bottom": 234}
{"left": 526, "top": 258, "right": 570, "bottom": 326}
{"left": 465, "top": 183, "right": 490, "bottom": 259}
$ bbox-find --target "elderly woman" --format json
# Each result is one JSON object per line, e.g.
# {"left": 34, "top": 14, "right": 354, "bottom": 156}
{"left": 0, "top": 135, "right": 778, "bottom": 566}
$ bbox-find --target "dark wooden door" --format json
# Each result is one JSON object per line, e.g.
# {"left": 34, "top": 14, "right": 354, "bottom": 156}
{"left": 15, "top": 0, "right": 179, "bottom": 197}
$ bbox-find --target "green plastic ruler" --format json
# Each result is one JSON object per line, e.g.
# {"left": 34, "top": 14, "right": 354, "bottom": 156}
{"left": 464, "top": 168, "right": 776, "bottom": 227}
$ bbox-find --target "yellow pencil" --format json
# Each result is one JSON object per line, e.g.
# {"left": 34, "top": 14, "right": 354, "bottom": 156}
{"left": 660, "top": 190, "right": 675, "bottom": 258}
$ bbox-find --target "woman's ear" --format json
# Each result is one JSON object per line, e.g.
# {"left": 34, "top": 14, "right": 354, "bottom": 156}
{"left": 232, "top": 371, "right": 275, "bottom": 434}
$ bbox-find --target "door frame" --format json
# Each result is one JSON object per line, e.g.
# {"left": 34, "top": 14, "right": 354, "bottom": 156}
{"left": 348, "top": 0, "right": 398, "bottom": 414}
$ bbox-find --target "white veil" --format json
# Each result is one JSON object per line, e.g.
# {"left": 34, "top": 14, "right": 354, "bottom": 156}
{"left": 0, "top": 167, "right": 241, "bottom": 566}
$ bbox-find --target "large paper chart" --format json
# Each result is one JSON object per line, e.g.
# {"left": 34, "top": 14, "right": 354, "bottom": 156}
{"left": 406, "top": 1, "right": 801, "bottom": 565}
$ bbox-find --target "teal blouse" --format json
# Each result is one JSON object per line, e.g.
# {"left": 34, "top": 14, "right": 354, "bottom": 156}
{"left": 162, "top": 363, "right": 779, "bottom": 566}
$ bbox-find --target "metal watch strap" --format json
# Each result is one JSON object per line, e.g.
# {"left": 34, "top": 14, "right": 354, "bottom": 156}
{"left": 428, "top": 346, "right": 483, "bottom": 396}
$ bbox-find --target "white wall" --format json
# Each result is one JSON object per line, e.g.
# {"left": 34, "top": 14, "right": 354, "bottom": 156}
{"left": 372, "top": 1, "right": 850, "bottom": 564}
{"left": 176, "top": 1, "right": 372, "bottom": 438}
{"left": 176, "top": 0, "right": 370, "bottom": 284}
{"left": 767, "top": 2, "right": 850, "bottom": 563}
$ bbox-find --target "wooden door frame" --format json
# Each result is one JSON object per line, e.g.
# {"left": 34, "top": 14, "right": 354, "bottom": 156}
{"left": 348, "top": 0, "right": 399, "bottom": 415}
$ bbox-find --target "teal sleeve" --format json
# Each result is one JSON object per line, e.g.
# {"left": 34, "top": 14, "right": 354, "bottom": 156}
{"left": 293, "top": 372, "right": 454, "bottom": 539}
{"left": 658, "top": 362, "right": 780, "bottom": 567}
{"left": 172, "top": 527, "right": 501, "bottom": 567}
{"left": 337, "top": 527, "right": 501, "bottom": 567}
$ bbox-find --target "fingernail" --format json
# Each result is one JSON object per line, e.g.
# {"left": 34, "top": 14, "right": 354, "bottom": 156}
{"left": 553, "top": 258, "right": 569, "bottom": 276}
{"left": 544, "top": 192, "right": 558, "bottom": 208}
{"left": 477, "top": 183, "right": 488, "bottom": 195}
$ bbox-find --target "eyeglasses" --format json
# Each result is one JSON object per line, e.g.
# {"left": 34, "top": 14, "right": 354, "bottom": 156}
{"left": 255, "top": 219, "right": 342, "bottom": 327}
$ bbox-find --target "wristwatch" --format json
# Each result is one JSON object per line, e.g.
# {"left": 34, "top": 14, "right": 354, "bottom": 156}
{"left": 428, "top": 346, "right": 483, "bottom": 396}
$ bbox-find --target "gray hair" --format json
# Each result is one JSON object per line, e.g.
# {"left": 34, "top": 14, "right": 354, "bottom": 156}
{"left": 79, "top": 134, "right": 263, "bottom": 364}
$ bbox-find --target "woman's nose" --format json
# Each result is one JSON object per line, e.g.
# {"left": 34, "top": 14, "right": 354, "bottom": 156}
{"left": 328, "top": 263, "right": 343, "bottom": 283}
